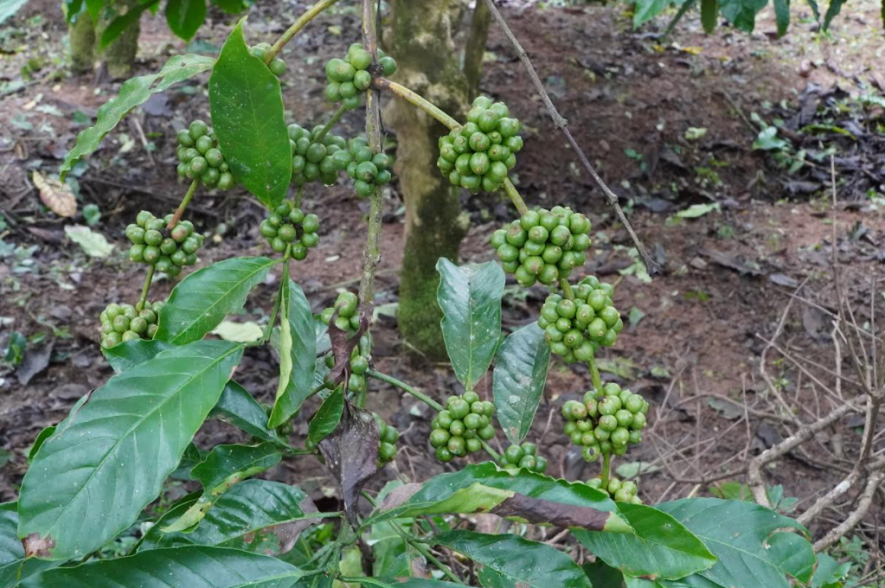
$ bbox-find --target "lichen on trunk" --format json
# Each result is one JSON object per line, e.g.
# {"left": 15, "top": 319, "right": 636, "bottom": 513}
{"left": 96, "top": 0, "right": 141, "bottom": 79}
{"left": 68, "top": 11, "right": 96, "bottom": 74}
{"left": 387, "top": 0, "right": 472, "bottom": 358}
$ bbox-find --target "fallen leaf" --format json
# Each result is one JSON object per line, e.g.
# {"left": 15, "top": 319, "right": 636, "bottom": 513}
{"left": 676, "top": 203, "right": 720, "bottom": 219}
{"left": 211, "top": 320, "right": 263, "bottom": 342}
{"left": 64, "top": 225, "right": 113, "bottom": 258}
{"left": 684, "top": 127, "right": 708, "bottom": 141}
{"left": 615, "top": 461, "right": 661, "bottom": 479}
{"left": 16, "top": 341, "right": 53, "bottom": 385}
{"left": 33, "top": 171, "right": 76, "bottom": 217}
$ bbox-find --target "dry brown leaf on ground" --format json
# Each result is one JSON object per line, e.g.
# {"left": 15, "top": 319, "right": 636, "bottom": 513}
{"left": 32, "top": 171, "right": 77, "bottom": 218}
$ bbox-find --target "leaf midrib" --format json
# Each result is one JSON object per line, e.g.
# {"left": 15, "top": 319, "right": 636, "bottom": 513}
{"left": 165, "top": 258, "right": 275, "bottom": 344}
{"left": 31, "top": 344, "right": 241, "bottom": 544}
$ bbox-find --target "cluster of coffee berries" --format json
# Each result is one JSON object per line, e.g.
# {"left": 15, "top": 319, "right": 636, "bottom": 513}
{"left": 288, "top": 123, "right": 348, "bottom": 187}
{"left": 337, "top": 138, "right": 393, "bottom": 198}
{"left": 373, "top": 413, "right": 400, "bottom": 466}
{"left": 587, "top": 477, "right": 642, "bottom": 504}
{"left": 501, "top": 442, "right": 548, "bottom": 474}
{"left": 176, "top": 120, "right": 234, "bottom": 190}
{"left": 562, "top": 383, "right": 649, "bottom": 461}
{"left": 320, "top": 291, "right": 362, "bottom": 334}
{"left": 259, "top": 200, "right": 320, "bottom": 258}
{"left": 437, "top": 96, "right": 523, "bottom": 194}
{"left": 538, "top": 277, "right": 623, "bottom": 363}
{"left": 249, "top": 43, "right": 286, "bottom": 77}
{"left": 429, "top": 392, "right": 496, "bottom": 462}
{"left": 491, "top": 207, "right": 591, "bottom": 288}
{"left": 324, "top": 43, "right": 397, "bottom": 110}
{"left": 126, "top": 212, "right": 203, "bottom": 277}
{"left": 322, "top": 337, "right": 370, "bottom": 395}
{"left": 99, "top": 301, "right": 163, "bottom": 349}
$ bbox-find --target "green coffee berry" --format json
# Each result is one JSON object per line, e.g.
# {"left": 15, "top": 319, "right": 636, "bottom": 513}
{"left": 100, "top": 300, "right": 164, "bottom": 349}
{"left": 324, "top": 44, "right": 397, "bottom": 109}
{"left": 127, "top": 212, "right": 202, "bottom": 276}
{"left": 501, "top": 442, "right": 548, "bottom": 474}
{"left": 176, "top": 121, "right": 234, "bottom": 190}
{"left": 561, "top": 385, "right": 649, "bottom": 461}
{"left": 431, "top": 393, "right": 495, "bottom": 461}
{"left": 437, "top": 96, "right": 523, "bottom": 193}
{"left": 374, "top": 413, "right": 399, "bottom": 465}
{"left": 288, "top": 123, "right": 348, "bottom": 187}
{"left": 259, "top": 198, "right": 321, "bottom": 258}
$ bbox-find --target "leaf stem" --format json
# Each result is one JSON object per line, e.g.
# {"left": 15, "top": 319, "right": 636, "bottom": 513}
{"left": 136, "top": 265, "right": 155, "bottom": 312}
{"left": 314, "top": 104, "right": 347, "bottom": 143}
{"left": 266, "top": 0, "right": 343, "bottom": 63}
{"left": 167, "top": 178, "right": 199, "bottom": 230}
{"left": 262, "top": 247, "right": 291, "bottom": 343}
{"left": 367, "top": 369, "right": 443, "bottom": 411}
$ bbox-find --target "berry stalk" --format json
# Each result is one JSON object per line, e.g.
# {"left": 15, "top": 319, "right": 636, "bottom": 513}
{"left": 135, "top": 264, "right": 155, "bottom": 312}
{"left": 587, "top": 353, "right": 603, "bottom": 398}
{"left": 372, "top": 77, "right": 460, "bottom": 131}
{"left": 167, "top": 178, "right": 199, "bottom": 230}
{"left": 601, "top": 452, "right": 612, "bottom": 488}
{"left": 560, "top": 278, "right": 576, "bottom": 301}
{"left": 266, "top": 0, "right": 343, "bottom": 63}
{"left": 262, "top": 245, "right": 292, "bottom": 344}
{"left": 367, "top": 369, "right": 444, "bottom": 411}
{"left": 314, "top": 104, "right": 347, "bottom": 143}
{"left": 502, "top": 178, "right": 529, "bottom": 217}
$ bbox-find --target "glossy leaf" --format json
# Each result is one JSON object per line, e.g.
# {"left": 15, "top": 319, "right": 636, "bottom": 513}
{"left": 211, "top": 381, "right": 284, "bottom": 445}
{"left": 268, "top": 280, "right": 316, "bottom": 428}
{"left": 141, "top": 480, "right": 328, "bottom": 555}
{"left": 493, "top": 323, "right": 550, "bottom": 446}
{"left": 437, "top": 531, "right": 591, "bottom": 588}
{"left": 18, "top": 341, "right": 243, "bottom": 560}
{"left": 583, "top": 560, "right": 626, "bottom": 588}
{"left": 0, "top": 0, "right": 29, "bottom": 25}
{"left": 395, "top": 582, "right": 464, "bottom": 587}
{"left": 822, "top": 0, "right": 844, "bottom": 29}
{"left": 634, "top": 0, "right": 672, "bottom": 27}
{"left": 573, "top": 502, "right": 716, "bottom": 580}
{"left": 436, "top": 259, "right": 504, "bottom": 391}
{"left": 192, "top": 443, "right": 282, "bottom": 491}
{"left": 308, "top": 386, "right": 344, "bottom": 446}
{"left": 19, "top": 546, "right": 304, "bottom": 588}
{"left": 209, "top": 20, "right": 292, "bottom": 208}
{"left": 0, "top": 503, "right": 55, "bottom": 588}
{"left": 104, "top": 339, "right": 174, "bottom": 372}
{"left": 165, "top": 0, "right": 206, "bottom": 40}
{"left": 657, "top": 498, "right": 815, "bottom": 588}
{"left": 701, "top": 0, "right": 718, "bottom": 32}
{"left": 27, "top": 426, "right": 57, "bottom": 463}
{"left": 156, "top": 256, "right": 277, "bottom": 345}
{"left": 60, "top": 54, "right": 214, "bottom": 179}
{"left": 99, "top": 0, "right": 160, "bottom": 48}
{"left": 210, "top": 0, "right": 251, "bottom": 13}
{"left": 369, "top": 462, "right": 625, "bottom": 532}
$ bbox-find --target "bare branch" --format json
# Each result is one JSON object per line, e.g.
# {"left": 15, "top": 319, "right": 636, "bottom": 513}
{"left": 482, "top": 0, "right": 660, "bottom": 276}
{"left": 814, "top": 470, "right": 885, "bottom": 552}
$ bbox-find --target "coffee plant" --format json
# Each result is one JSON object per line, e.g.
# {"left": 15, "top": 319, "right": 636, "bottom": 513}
{"left": 4, "top": 1, "right": 823, "bottom": 587}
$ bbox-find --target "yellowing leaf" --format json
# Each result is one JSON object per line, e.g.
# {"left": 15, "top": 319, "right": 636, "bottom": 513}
{"left": 65, "top": 225, "right": 114, "bottom": 257}
{"left": 682, "top": 46, "right": 703, "bottom": 55}
{"left": 211, "top": 320, "right": 263, "bottom": 343}
{"left": 33, "top": 171, "right": 76, "bottom": 217}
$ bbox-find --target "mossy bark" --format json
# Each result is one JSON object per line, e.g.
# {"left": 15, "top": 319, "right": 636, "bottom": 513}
{"left": 387, "top": 0, "right": 471, "bottom": 358}
{"left": 96, "top": 0, "right": 141, "bottom": 79}
{"left": 463, "top": 0, "right": 491, "bottom": 99}
{"left": 69, "top": 12, "right": 96, "bottom": 74}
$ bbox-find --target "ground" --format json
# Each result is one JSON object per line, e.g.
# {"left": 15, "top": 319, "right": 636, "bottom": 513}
{"left": 1, "top": 0, "right": 884, "bottom": 554}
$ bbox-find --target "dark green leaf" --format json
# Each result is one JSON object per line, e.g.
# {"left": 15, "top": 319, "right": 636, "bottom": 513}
{"left": 27, "top": 426, "right": 56, "bottom": 464}
{"left": 369, "top": 462, "right": 624, "bottom": 531}
{"left": 811, "top": 552, "right": 850, "bottom": 588}
{"left": 478, "top": 567, "right": 519, "bottom": 587}
{"left": 19, "top": 546, "right": 304, "bottom": 587}
{"left": 141, "top": 480, "right": 328, "bottom": 555}
{"left": 436, "top": 259, "right": 504, "bottom": 391}
{"left": 209, "top": 0, "right": 250, "bottom": 13}
{"left": 165, "top": 0, "right": 206, "bottom": 40}
{"left": 103, "top": 339, "right": 174, "bottom": 372}
{"left": 806, "top": 0, "right": 821, "bottom": 21}
{"left": 822, "top": 0, "right": 845, "bottom": 29}
{"left": 99, "top": 0, "right": 160, "bottom": 48}
{"left": 0, "top": 503, "right": 56, "bottom": 588}
{"left": 437, "top": 531, "right": 591, "bottom": 588}
{"left": 573, "top": 502, "right": 716, "bottom": 580}
{"left": 156, "top": 256, "right": 277, "bottom": 345}
{"left": 191, "top": 443, "right": 281, "bottom": 492}
{"left": 395, "top": 582, "right": 463, "bottom": 588}
{"left": 493, "top": 323, "right": 550, "bottom": 446}
{"left": 84, "top": 0, "right": 101, "bottom": 20}
{"left": 664, "top": 0, "right": 698, "bottom": 35}
{"left": 719, "top": 0, "right": 767, "bottom": 31}
{"left": 583, "top": 560, "right": 625, "bottom": 588}
{"left": 209, "top": 20, "right": 292, "bottom": 208}
{"left": 634, "top": 0, "right": 673, "bottom": 27}
{"left": 211, "top": 381, "right": 284, "bottom": 445}
{"left": 60, "top": 54, "right": 215, "bottom": 179}
{"left": 308, "top": 386, "right": 344, "bottom": 446}
{"left": 773, "top": 0, "right": 790, "bottom": 35}
{"left": 701, "top": 0, "right": 718, "bottom": 32}
{"left": 18, "top": 341, "right": 243, "bottom": 560}
{"left": 268, "top": 280, "right": 316, "bottom": 428}
{"left": 172, "top": 443, "right": 205, "bottom": 480}
{"left": 657, "top": 498, "right": 815, "bottom": 588}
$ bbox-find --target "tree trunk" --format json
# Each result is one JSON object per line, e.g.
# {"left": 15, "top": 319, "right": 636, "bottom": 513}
{"left": 387, "top": 0, "right": 472, "bottom": 358}
{"left": 68, "top": 11, "right": 96, "bottom": 74}
{"left": 96, "top": 0, "right": 141, "bottom": 79}
{"left": 463, "top": 0, "right": 491, "bottom": 99}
